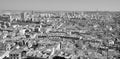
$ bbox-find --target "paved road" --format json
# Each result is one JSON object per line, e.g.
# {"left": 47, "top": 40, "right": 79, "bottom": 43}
{"left": 0, "top": 51, "right": 10, "bottom": 59}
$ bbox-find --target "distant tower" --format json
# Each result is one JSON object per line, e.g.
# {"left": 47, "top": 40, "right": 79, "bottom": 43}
{"left": 24, "top": 12, "right": 28, "bottom": 21}
{"left": 21, "top": 12, "right": 24, "bottom": 21}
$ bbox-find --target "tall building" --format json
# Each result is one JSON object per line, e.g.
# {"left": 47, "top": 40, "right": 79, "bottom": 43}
{"left": 20, "top": 12, "right": 24, "bottom": 21}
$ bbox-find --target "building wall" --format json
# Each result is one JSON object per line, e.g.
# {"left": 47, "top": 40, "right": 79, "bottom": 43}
{"left": 9, "top": 53, "right": 21, "bottom": 59}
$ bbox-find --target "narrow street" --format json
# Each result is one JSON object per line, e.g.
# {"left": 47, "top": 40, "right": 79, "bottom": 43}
{"left": 0, "top": 51, "right": 10, "bottom": 59}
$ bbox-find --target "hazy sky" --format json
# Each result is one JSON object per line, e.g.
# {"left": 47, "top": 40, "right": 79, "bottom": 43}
{"left": 0, "top": 0, "right": 120, "bottom": 11}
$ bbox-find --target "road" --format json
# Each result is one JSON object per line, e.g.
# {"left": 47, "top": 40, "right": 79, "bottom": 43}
{"left": 0, "top": 51, "right": 10, "bottom": 59}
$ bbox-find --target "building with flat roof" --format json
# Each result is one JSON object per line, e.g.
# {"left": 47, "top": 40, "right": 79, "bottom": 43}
{"left": 9, "top": 49, "right": 22, "bottom": 59}
{"left": 9, "top": 48, "right": 27, "bottom": 59}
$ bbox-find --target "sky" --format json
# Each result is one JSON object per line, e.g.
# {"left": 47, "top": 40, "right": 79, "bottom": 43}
{"left": 0, "top": 0, "right": 120, "bottom": 11}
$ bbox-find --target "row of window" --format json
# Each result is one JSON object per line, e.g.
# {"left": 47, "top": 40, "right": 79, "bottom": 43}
{"left": 10, "top": 54, "right": 19, "bottom": 56}
{"left": 9, "top": 57, "right": 19, "bottom": 59}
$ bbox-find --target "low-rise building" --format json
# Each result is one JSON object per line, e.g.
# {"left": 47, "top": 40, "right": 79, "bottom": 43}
{"left": 9, "top": 49, "right": 22, "bottom": 59}
{"left": 9, "top": 49, "right": 26, "bottom": 59}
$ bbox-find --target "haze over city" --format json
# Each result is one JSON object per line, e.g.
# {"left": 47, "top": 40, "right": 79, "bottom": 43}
{"left": 0, "top": 0, "right": 120, "bottom": 11}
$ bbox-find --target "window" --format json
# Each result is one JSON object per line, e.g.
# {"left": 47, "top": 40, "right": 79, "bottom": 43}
{"left": 17, "top": 57, "right": 19, "bottom": 59}
{"left": 16, "top": 54, "right": 19, "bottom": 56}
{"left": 14, "top": 54, "right": 16, "bottom": 56}
{"left": 14, "top": 57, "right": 16, "bottom": 59}
{"left": 10, "top": 57, "right": 12, "bottom": 59}
{"left": 10, "top": 54, "right": 12, "bottom": 56}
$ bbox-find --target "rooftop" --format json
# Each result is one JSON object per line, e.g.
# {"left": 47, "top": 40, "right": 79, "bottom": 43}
{"left": 10, "top": 48, "right": 23, "bottom": 54}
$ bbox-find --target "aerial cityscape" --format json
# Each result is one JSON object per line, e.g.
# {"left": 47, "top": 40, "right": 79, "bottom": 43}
{"left": 0, "top": 10, "right": 120, "bottom": 59}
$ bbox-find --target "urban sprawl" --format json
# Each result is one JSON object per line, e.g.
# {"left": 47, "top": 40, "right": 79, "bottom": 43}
{"left": 0, "top": 11, "right": 120, "bottom": 59}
